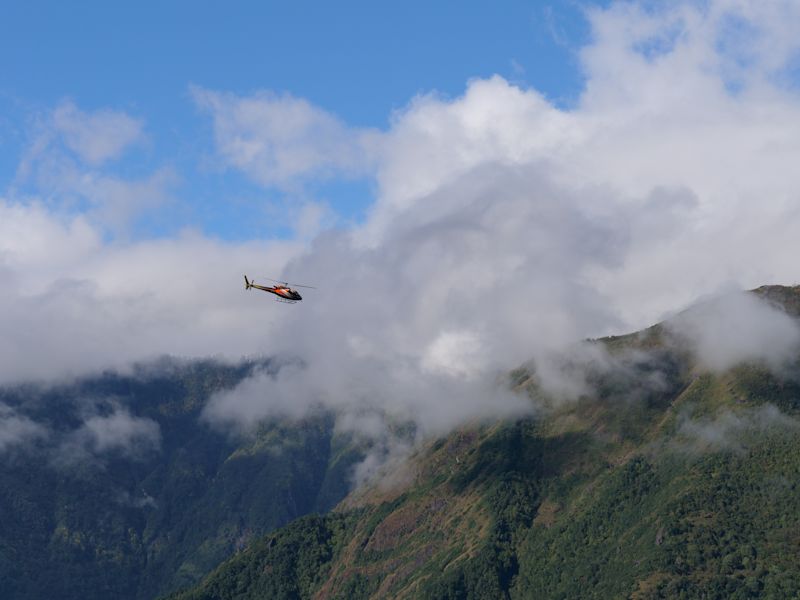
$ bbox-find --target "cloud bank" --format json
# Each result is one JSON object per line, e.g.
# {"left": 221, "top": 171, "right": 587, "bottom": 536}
{"left": 2, "top": 1, "right": 800, "bottom": 467}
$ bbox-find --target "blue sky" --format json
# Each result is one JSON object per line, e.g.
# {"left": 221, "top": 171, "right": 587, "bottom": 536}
{"left": 1, "top": 0, "right": 594, "bottom": 240}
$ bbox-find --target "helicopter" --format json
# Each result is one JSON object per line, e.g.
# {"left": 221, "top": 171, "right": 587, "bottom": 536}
{"left": 244, "top": 276, "right": 315, "bottom": 303}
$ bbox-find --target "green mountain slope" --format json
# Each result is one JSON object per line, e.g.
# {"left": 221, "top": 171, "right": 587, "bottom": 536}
{"left": 0, "top": 359, "right": 363, "bottom": 600}
{"left": 170, "top": 285, "right": 800, "bottom": 600}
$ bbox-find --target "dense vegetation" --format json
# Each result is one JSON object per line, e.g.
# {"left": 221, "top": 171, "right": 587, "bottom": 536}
{"left": 0, "top": 358, "right": 363, "bottom": 600}
{"left": 171, "top": 286, "right": 800, "bottom": 599}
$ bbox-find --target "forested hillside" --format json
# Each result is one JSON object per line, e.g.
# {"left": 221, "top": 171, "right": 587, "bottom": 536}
{"left": 0, "top": 358, "right": 363, "bottom": 600}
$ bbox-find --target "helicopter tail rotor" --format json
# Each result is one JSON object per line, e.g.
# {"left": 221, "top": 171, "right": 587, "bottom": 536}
{"left": 244, "top": 275, "right": 252, "bottom": 290}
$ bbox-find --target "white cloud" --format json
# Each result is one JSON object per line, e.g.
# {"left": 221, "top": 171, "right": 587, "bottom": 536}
{"left": 422, "top": 330, "right": 486, "bottom": 378}
{"left": 198, "top": 0, "right": 800, "bottom": 463}
{"left": 13, "top": 100, "right": 173, "bottom": 234}
{"left": 192, "top": 87, "right": 378, "bottom": 188}
{"left": 365, "top": 77, "right": 577, "bottom": 241}
{"left": 52, "top": 100, "right": 145, "bottom": 166}
{"left": 0, "top": 199, "right": 303, "bottom": 382}
{"left": 0, "top": 201, "right": 101, "bottom": 273}
{"left": 71, "top": 167, "right": 178, "bottom": 233}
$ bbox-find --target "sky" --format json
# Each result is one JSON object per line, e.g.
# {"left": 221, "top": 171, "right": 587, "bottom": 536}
{"left": 0, "top": 0, "right": 590, "bottom": 238}
{"left": 3, "top": 0, "right": 800, "bottom": 464}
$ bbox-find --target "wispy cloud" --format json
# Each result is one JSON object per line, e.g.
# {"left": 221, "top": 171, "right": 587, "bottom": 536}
{"left": 17, "top": 100, "right": 145, "bottom": 179}
{"left": 191, "top": 87, "right": 379, "bottom": 189}
{"left": 12, "top": 100, "right": 175, "bottom": 235}
{"left": 51, "top": 100, "right": 145, "bottom": 166}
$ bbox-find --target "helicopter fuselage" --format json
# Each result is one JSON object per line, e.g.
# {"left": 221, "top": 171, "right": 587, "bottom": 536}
{"left": 244, "top": 276, "right": 303, "bottom": 301}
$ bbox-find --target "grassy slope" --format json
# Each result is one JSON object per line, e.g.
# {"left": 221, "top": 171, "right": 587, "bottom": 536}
{"left": 171, "top": 286, "right": 800, "bottom": 599}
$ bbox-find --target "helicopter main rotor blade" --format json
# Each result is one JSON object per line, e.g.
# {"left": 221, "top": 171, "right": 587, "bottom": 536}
{"left": 263, "top": 276, "right": 316, "bottom": 289}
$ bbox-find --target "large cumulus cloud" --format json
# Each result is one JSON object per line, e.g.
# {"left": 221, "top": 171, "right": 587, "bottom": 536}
{"left": 3, "top": 1, "right": 800, "bottom": 457}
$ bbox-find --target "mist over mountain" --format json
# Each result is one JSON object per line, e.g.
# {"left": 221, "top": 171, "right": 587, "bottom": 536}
{"left": 170, "top": 285, "right": 800, "bottom": 600}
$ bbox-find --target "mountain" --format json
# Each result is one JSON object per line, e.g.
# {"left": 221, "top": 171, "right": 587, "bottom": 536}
{"left": 0, "top": 358, "right": 364, "bottom": 600}
{"left": 169, "top": 285, "right": 800, "bottom": 599}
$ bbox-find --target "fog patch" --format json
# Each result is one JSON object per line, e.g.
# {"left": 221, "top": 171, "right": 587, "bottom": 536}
{"left": 201, "top": 362, "right": 314, "bottom": 431}
{"left": 667, "top": 291, "right": 800, "bottom": 372}
{"left": 350, "top": 433, "right": 416, "bottom": 490}
{"left": 202, "top": 356, "right": 531, "bottom": 487}
{"left": 674, "top": 404, "right": 798, "bottom": 453}
{"left": 54, "top": 405, "right": 161, "bottom": 467}
{"left": 80, "top": 408, "right": 161, "bottom": 455}
{"left": 116, "top": 489, "right": 158, "bottom": 509}
{"left": 527, "top": 342, "right": 616, "bottom": 403}
{"left": 0, "top": 403, "right": 48, "bottom": 453}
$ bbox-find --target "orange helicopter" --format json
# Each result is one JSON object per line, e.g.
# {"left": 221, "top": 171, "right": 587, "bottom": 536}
{"left": 244, "top": 276, "right": 315, "bottom": 303}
